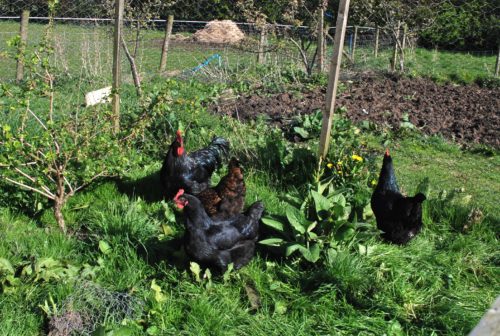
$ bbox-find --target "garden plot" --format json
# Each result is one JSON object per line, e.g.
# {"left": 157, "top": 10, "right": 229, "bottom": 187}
{"left": 213, "top": 74, "right": 500, "bottom": 148}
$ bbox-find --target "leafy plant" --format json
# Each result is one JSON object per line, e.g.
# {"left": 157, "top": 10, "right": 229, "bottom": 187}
{"left": 0, "top": 17, "right": 139, "bottom": 233}
{"left": 260, "top": 173, "right": 373, "bottom": 263}
{"left": 290, "top": 110, "right": 323, "bottom": 140}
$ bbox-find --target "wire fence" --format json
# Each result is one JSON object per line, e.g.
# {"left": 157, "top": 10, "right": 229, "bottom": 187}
{"left": 0, "top": 0, "right": 498, "bottom": 92}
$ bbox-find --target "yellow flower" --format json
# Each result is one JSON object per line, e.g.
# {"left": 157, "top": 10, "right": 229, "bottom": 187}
{"left": 371, "top": 179, "right": 377, "bottom": 186}
{"left": 337, "top": 160, "right": 343, "bottom": 165}
{"left": 327, "top": 163, "right": 334, "bottom": 169}
{"left": 351, "top": 154, "right": 363, "bottom": 162}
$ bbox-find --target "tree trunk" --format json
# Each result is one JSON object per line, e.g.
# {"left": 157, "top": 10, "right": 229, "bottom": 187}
{"left": 54, "top": 196, "right": 66, "bottom": 233}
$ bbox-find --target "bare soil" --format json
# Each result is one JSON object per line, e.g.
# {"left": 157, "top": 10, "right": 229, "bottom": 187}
{"left": 212, "top": 74, "right": 500, "bottom": 148}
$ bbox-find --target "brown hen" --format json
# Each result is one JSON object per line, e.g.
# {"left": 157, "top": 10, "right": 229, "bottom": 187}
{"left": 197, "top": 158, "right": 246, "bottom": 220}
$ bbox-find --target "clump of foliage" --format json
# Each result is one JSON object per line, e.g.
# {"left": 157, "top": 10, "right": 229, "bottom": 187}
{"left": 260, "top": 110, "right": 377, "bottom": 263}
{"left": 0, "top": 13, "right": 132, "bottom": 233}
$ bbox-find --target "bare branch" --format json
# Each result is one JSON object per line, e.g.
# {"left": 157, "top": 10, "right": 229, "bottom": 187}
{"left": 3, "top": 177, "right": 55, "bottom": 200}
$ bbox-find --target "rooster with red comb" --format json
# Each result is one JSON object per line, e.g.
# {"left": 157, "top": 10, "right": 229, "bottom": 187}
{"left": 160, "top": 130, "right": 230, "bottom": 199}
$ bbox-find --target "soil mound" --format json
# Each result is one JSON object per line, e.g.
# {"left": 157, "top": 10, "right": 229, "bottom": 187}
{"left": 213, "top": 75, "right": 500, "bottom": 148}
{"left": 193, "top": 20, "right": 245, "bottom": 44}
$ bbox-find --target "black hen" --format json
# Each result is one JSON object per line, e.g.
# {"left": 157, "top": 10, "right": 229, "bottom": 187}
{"left": 160, "top": 130, "right": 230, "bottom": 199}
{"left": 371, "top": 149, "right": 426, "bottom": 244}
{"left": 173, "top": 189, "right": 264, "bottom": 272}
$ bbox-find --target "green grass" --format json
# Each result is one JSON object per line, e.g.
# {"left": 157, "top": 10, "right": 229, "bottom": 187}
{"left": 1, "top": 73, "right": 498, "bottom": 335}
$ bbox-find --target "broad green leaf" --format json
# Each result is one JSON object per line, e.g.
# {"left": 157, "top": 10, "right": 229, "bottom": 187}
{"left": 161, "top": 224, "right": 174, "bottom": 236}
{"left": 293, "top": 127, "right": 309, "bottom": 138}
{"left": 274, "top": 300, "right": 287, "bottom": 314}
{"left": 151, "top": 279, "right": 166, "bottom": 303}
{"left": 190, "top": 262, "right": 201, "bottom": 282}
{"left": 311, "top": 190, "right": 332, "bottom": 220}
{"left": 335, "top": 226, "right": 355, "bottom": 242}
{"left": 261, "top": 217, "right": 284, "bottom": 232}
{"left": 259, "top": 238, "right": 284, "bottom": 246}
{"left": 306, "top": 221, "right": 318, "bottom": 232}
{"left": 285, "top": 243, "right": 305, "bottom": 257}
{"left": 0, "top": 258, "right": 14, "bottom": 274}
{"left": 331, "top": 193, "right": 346, "bottom": 207}
{"left": 286, "top": 206, "right": 306, "bottom": 234}
{"left": 308, "top": 243, "right": 321, "bottom": 263}
{"left": 98, "top": 240, "right": 112, "bottom": 255}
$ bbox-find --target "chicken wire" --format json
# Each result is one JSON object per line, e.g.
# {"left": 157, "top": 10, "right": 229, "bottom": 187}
{"left": 1, "top": 0, "right": 497, "bottom": 87}
{"left": 47, "top": 280, "right": 143, "bottom": 336}
{"left": 0, "top": 0, "right": 411, "bottom": 87}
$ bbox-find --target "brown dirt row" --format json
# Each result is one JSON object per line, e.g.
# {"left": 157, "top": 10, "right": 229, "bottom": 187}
{"left": 212, "top": 75, "right": 500, "bottom": 148}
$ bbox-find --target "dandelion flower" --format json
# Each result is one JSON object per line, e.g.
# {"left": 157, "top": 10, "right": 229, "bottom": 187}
{"left": 327, "top": 163, "right": 334, "bottom": 169}
{"left": 337, "top": 161, "right": 343, "bottom": 165}
{"left": 351, "top": 154, "right": 363, "bottom": 162}
{"left": 371, "top": 179, "right": 377, "bottom": 186}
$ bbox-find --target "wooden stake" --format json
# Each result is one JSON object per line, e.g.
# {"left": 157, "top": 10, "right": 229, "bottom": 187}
{"left": 318, "top": 0, "right": 351, "bottom": 159}
{"left": 317, "top": 8, "right": 325, "bottom": 72}
{"left": 391, "top": 21, "right": 401, "bottom": 72}
{"left": 495, "top": 44, "right": 500, "bottom": 77}
{"left": 112, "top": 0, "right": 124, "bottom": 134}
{"left": 159, "top": 14, "right": 174, "bottom": 72}
{"left": 16, "top": 10, "right": 30, "bottom": 83}
{"left": 352, "top": 25, "right": 358, "bottom": 63}
{"left": 399, "top": 23, "right": 407, "bottom": 72}
{"left": 257, "top": 25, "right": 267, "bottom": 65}
{"left": 374, "top": 26, "right": 379, "bottom": 58}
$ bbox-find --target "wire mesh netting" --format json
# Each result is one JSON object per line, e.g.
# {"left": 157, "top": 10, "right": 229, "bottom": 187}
{"left": 47, "top": 280, "right": 143, "bottom": 336}
{"left": 0, "top": 1, "right": 496, "bottom": 88}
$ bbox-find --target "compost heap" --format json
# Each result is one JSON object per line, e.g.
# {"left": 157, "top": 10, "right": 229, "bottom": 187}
{"left": 193, "top": 20, "right": 245, "bottom": 44}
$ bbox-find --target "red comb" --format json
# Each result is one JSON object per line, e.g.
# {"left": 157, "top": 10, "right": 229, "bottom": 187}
{"left": 385, "top": 148, "right": 390, "bottom": 156}
{"left": 173, "top": 189, "right": 184, "bottom": 201}
{"left": 176, "top": 129, "right": 182, "bottom": 136}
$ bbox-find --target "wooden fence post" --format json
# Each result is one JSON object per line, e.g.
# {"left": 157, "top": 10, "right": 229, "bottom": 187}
{"left": 16, "top": 10, "right": 30, "bottom": 82}
{"left": 390, "top": 22, "right": 400, "bottom": 72}
{"left": 257, "top": 25, "right": 267, "bottom": 65}
{"left": 399, "top": 23, "right": 407, "bottom": 72}
{"left": 495, "top": 44, "right": 499, "bottom": 77}
{"left": 351, "top": 25, "right": 358, "bottom": 63}
{"left": 112, "top": 0, "right": 124, "bottom": 134}
{"left": 374, "top": 26, "right": 379, "bottom": 58}
{"left": 317, "top": 8, "right": 325, "bottom": 72}
{"left": 318, "top": 0, "right": 351, "bottom": 159}
{"left": 159, "top": 14, "right": 174, "bottom": 72}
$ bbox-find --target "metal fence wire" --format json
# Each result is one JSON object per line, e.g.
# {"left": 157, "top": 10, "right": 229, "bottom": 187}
{"left": 0, "top": 0, "right": 496, "bottom": 87}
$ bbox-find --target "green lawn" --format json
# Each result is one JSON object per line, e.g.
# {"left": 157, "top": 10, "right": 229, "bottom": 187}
{"left": 0, "top": 73, "right": 498, "bottom": 335}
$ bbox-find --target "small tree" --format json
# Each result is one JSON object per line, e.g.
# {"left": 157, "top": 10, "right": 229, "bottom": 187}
{"left": 350, "top": 0, "right": 446, "bottom": 72}
{"left": 0, "top": 8, "right": 130, "bottom": 233}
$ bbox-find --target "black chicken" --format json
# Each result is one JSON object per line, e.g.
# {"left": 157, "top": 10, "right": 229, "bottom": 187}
{"left": 371, "top": 149, "right": 426, "bottom": 244}
{"left": 173, "top": 189, "right": 264, "bottom": 272}
{"left": 160, "top": 130, "right": 230, "bottom": 199}
{"left": 197, "top": 158, "right": 246, "bottom": 220}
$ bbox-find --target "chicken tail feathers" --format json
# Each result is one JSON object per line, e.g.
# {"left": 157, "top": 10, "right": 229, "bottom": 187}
{"left": 189, "top": 136, "right": 230, "bottom": 173}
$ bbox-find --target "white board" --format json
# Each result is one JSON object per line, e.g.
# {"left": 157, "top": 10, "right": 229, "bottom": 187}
{"left": 85, "top": 86, "right": 112, "bottom": 107}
